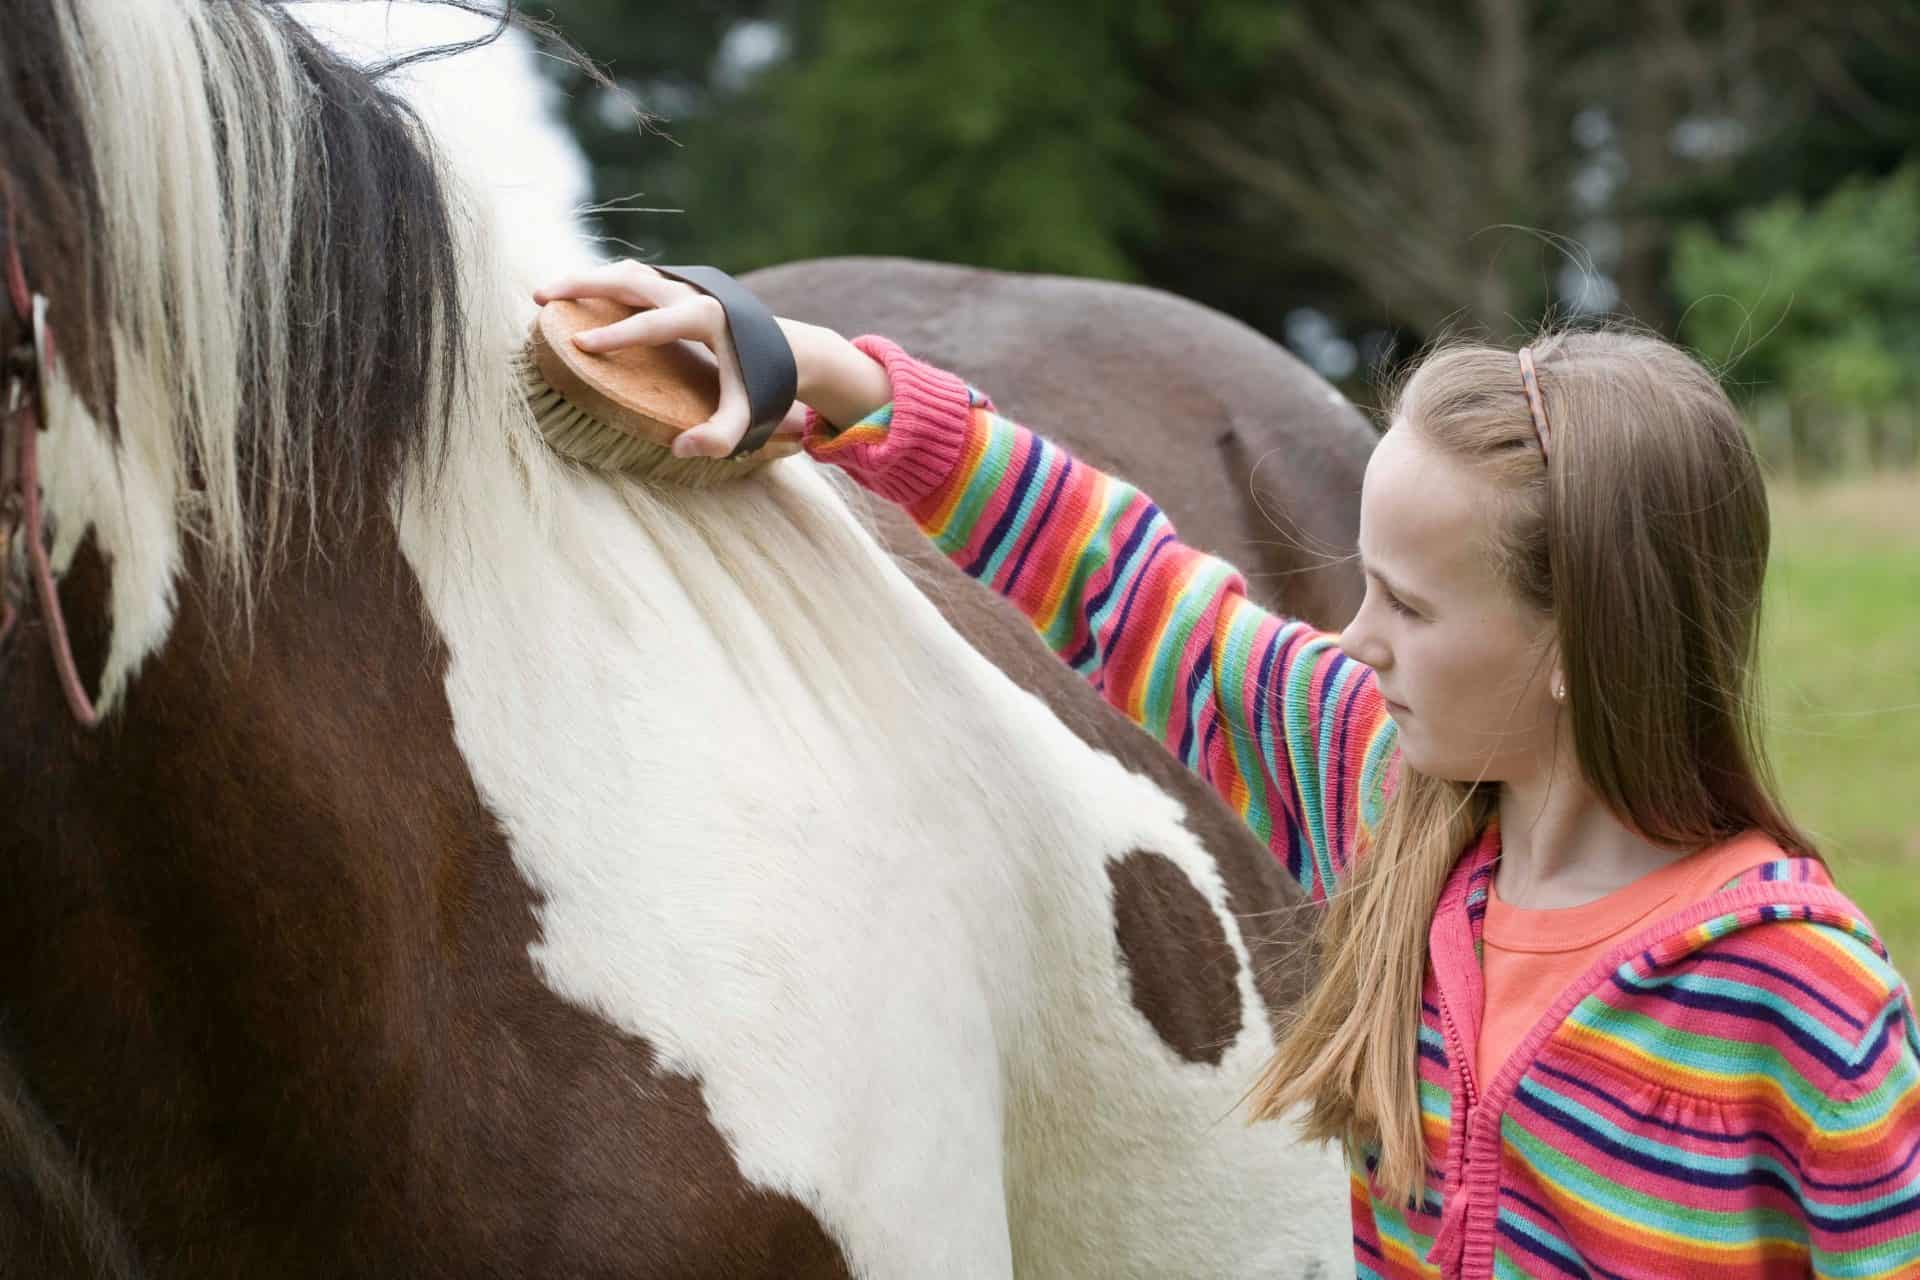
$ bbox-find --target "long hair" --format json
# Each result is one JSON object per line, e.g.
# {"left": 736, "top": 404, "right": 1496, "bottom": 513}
{"left": 1245, "top": 328, "right": 1814, "bottom": 1203}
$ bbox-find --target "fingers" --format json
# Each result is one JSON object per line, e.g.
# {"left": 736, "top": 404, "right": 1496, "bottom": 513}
{"left": 674, "top": 370, "right": 751, "bottom": 461}
{"left": 671, "top": 425, "right": 733, "bottom": 459}
{"left": 671, "top": 403, "right": 750, "bottom": 458}
{"left": 533, "top": 260, "right": 696, "bottom": 310}
{"left": 673, "top": 324, "right": 755, "bottom": 458}
{"left": 537, "top": 261, "right": 790, "bottom": 461}
{"left": 572, "top": 298, "right": 722, "bottom": 354}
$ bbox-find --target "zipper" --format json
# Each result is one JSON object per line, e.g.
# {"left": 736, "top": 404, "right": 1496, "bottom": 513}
{"left": 1431, "top": 984, "right": 1481, "bottom": 1277}
{"left": 1426, "top": 866, "right": 1861, "bottom": 1279}
{"left": 1426, "top": 841, "right": 1495, "bottom": 1276}
{"left": 1437, "top": 989, "right": 1478, "bottom": 1113}
{"left": 1434, "top": 986, "right": 1478, "bottom": 1182}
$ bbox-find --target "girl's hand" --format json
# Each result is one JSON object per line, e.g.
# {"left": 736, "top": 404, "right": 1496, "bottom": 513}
{"left": 532, "top": 262, "right": 892, "bottom": 458}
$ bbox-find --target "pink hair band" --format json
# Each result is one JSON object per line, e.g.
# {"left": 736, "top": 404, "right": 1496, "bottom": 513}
{"left": 1517, "top": 346, "right": 1552, "bottom": 461}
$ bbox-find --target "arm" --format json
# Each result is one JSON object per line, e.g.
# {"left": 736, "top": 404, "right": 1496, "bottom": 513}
{"left": 804, "top": 335, "right": 1396, "bottom": 902}
{"left": 1802, "top": 985, "right": 1920, "bottom": 1278}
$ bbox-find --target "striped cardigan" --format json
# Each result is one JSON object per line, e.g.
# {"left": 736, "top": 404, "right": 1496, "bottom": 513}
{"left": 802, "top": 335, "right": 1920, "bottom": 1279}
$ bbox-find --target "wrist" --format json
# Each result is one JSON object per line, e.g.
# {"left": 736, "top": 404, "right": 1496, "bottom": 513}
{"left": 785, "top": 320, "right": 893, "bottom": 428}
{"left": 800, "top": 336, "right": 976, "bottom": 509}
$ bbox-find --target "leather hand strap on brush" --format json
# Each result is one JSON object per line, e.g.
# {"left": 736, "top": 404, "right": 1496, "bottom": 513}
{"left": 650, "top": 266, "right": 797, "bottom": 459}
{"left": 524, "top": 264, "right": 799, "bottom": 473}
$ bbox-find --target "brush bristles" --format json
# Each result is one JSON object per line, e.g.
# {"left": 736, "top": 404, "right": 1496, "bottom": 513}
{"left": 512, "top": 350, "right": 775, "bottom": 487}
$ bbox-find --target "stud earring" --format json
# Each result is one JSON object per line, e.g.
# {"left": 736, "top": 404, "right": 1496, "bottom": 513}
{"left": 1553, "top": 681, "right": 1567, "bottom": 702}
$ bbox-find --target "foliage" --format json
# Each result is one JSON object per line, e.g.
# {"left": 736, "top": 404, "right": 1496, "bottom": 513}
{"left": 535, "top": 0, "right": 1290, "bottom": 280}
{"left": 1673, "top": 167, "right": 1920, "bottom": 468}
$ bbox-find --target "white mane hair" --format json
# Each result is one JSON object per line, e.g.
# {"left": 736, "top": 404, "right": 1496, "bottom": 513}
{"left": 54, "top": 0, "right": 341, "bottom": 588}
{"left": 36, "top": 2, "right": 1354, "bottom": 1273}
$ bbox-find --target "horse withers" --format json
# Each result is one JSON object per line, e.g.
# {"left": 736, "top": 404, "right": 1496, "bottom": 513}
{"left": 0, "top": 2, "right": 1370, "bottom": 1275}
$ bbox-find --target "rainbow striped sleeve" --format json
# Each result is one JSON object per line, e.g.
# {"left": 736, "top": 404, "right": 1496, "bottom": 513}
{"left": 803, "top": 336, "right": 1396, "bottom": 902}
{"left": 1803, "top": 981, "right": 1920, "bottom": 1276}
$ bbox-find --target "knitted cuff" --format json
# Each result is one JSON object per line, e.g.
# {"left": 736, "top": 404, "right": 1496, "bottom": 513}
{"left": 802, "top": 334, "right": 976, "bottom": 510}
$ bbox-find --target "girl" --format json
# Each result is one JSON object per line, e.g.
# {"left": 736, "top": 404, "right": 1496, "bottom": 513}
{"left": 535, "top": 263, "right": 1920, "bottom": 1279}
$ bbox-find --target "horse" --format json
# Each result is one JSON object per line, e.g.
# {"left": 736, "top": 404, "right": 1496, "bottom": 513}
{"left": 0, "top": 2, "right": 1374, "bottom": 1275}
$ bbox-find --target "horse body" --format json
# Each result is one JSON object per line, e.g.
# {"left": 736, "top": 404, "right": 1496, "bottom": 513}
{"left": 1, "top": 3, "right": 1366, "bottom": 1275}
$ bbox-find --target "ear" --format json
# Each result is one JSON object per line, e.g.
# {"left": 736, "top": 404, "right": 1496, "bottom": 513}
{"left": 1540, "top": 630, "right": 1567, "bottom": 704}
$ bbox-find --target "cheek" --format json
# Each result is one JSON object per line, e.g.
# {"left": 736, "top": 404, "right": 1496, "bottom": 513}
{"left": 1383, "top": 603, "right": 1558, "bottom": 780}
{"left": 1398, "top": 624, "right": 1551, "bottom": 741}
{"left": 1398, "top": 627, "right": 1489, "bottom": 704}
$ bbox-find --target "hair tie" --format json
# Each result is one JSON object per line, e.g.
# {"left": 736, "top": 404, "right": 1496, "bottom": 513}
{"left": 1517, "top": 346, "right": 1552, "bottom": 462}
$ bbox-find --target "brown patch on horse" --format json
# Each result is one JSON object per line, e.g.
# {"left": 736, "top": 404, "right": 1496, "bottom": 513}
{"left": 0, "top": 522, "right": 851, "bottom": 1278}
{"left": 1108, "top": 850, "right": 1243, "bottom": 1064}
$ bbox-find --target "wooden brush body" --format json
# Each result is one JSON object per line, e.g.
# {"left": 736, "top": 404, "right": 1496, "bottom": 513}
{"left": 519, "top": 297, "right": 801, "bottom": 479}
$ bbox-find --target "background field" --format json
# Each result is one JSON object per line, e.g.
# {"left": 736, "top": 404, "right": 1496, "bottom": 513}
{"left": 1765, "top": 474, "right": 1920, "bottom": 978}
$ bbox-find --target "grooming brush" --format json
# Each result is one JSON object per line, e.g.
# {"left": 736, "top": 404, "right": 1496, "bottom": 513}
{"left": 516, "top": 266, "right": 802, "bottom": 483}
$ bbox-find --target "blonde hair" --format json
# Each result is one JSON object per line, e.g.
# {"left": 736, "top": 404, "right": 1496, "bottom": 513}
{"left": 1245, "top": 328, "right": 1813, "bottom": 1202}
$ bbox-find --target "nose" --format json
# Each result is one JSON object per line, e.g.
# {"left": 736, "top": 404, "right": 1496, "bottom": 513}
{"left": 1338, "top": 593, "right": 1391, "bottom": 670}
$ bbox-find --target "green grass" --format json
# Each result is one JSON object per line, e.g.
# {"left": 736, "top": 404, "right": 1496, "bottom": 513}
{"left": 1762, "top": 474, "right": 1920, "bottom": 980}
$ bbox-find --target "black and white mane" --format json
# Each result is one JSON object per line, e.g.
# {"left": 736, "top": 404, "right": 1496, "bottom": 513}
{"left": 2, "top": 0, "right": 487, "bottom": 595}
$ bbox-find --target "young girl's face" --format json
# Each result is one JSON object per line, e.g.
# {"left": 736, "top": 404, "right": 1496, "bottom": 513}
{"left": 1338, "top": 422, "right": 1562, "bottom": 783}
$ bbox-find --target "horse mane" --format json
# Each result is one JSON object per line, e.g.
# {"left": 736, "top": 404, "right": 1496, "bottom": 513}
{"left": 36, "top": 0, "right": 489, "bottom": 599}
{"left": 20, "top": 0, "right": 957, "bottom": 734}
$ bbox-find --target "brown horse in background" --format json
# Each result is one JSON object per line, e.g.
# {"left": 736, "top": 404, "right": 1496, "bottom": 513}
{"left": 1, "top": 3, "right": 1370, "bottom": 1275}
{"left": 749, "top": 256, "right": 1372, "bottom": 632}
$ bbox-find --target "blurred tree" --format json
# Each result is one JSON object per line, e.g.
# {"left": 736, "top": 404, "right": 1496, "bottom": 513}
{"left": 533, "top": 0, "right": 1920, "bottom": 394}
{"left": 1656, "top": 6, "right": 1920, "bottom": 218}
{"left": 536, "top": 0, "right": 1293, "bottom": 278}
{"left": 1156, "top": 0, "right": 1920, "bottom": 341}
{"left": 1673, "top": 166, "right": 1920, "bottom": 471}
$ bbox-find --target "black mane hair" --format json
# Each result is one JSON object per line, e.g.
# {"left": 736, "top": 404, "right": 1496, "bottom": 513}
{"left": 265, "top": 2, "right": 475, "bottom": 519}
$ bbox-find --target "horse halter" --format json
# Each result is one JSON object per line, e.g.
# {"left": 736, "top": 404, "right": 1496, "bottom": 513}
{"left": 3, "top": 206, "right": 101, "bottom": 728}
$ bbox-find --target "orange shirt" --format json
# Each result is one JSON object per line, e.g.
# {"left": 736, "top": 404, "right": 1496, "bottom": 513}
{"left": 1476, "top": 831, "right": 1785, "bottom": 1088}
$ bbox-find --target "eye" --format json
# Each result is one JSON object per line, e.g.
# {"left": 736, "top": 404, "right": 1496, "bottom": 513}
{"left": 1385, "top": 592, "right": 1416, "bottom": 617}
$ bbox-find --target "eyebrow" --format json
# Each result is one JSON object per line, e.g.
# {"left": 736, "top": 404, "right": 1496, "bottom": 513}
{"left": 1359, "top": 559, "right": 1433, "bottom": 612}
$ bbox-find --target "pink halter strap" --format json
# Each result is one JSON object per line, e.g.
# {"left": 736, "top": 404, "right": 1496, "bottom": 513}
{"left": 4, "top": 203, "right": 102, "bottom": 728}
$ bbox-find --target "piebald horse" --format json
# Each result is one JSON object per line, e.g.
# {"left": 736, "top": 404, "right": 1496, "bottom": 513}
{"left": 0, "top": 2, "right": 1375, "bottom": 1275}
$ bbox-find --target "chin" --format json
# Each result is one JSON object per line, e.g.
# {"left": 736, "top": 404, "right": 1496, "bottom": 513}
{"left": 1390, "top": 723, "right": 1428, "bottom": 768}
{"left": 1394, "top": 737, "right": 1489, "bottom": 786}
